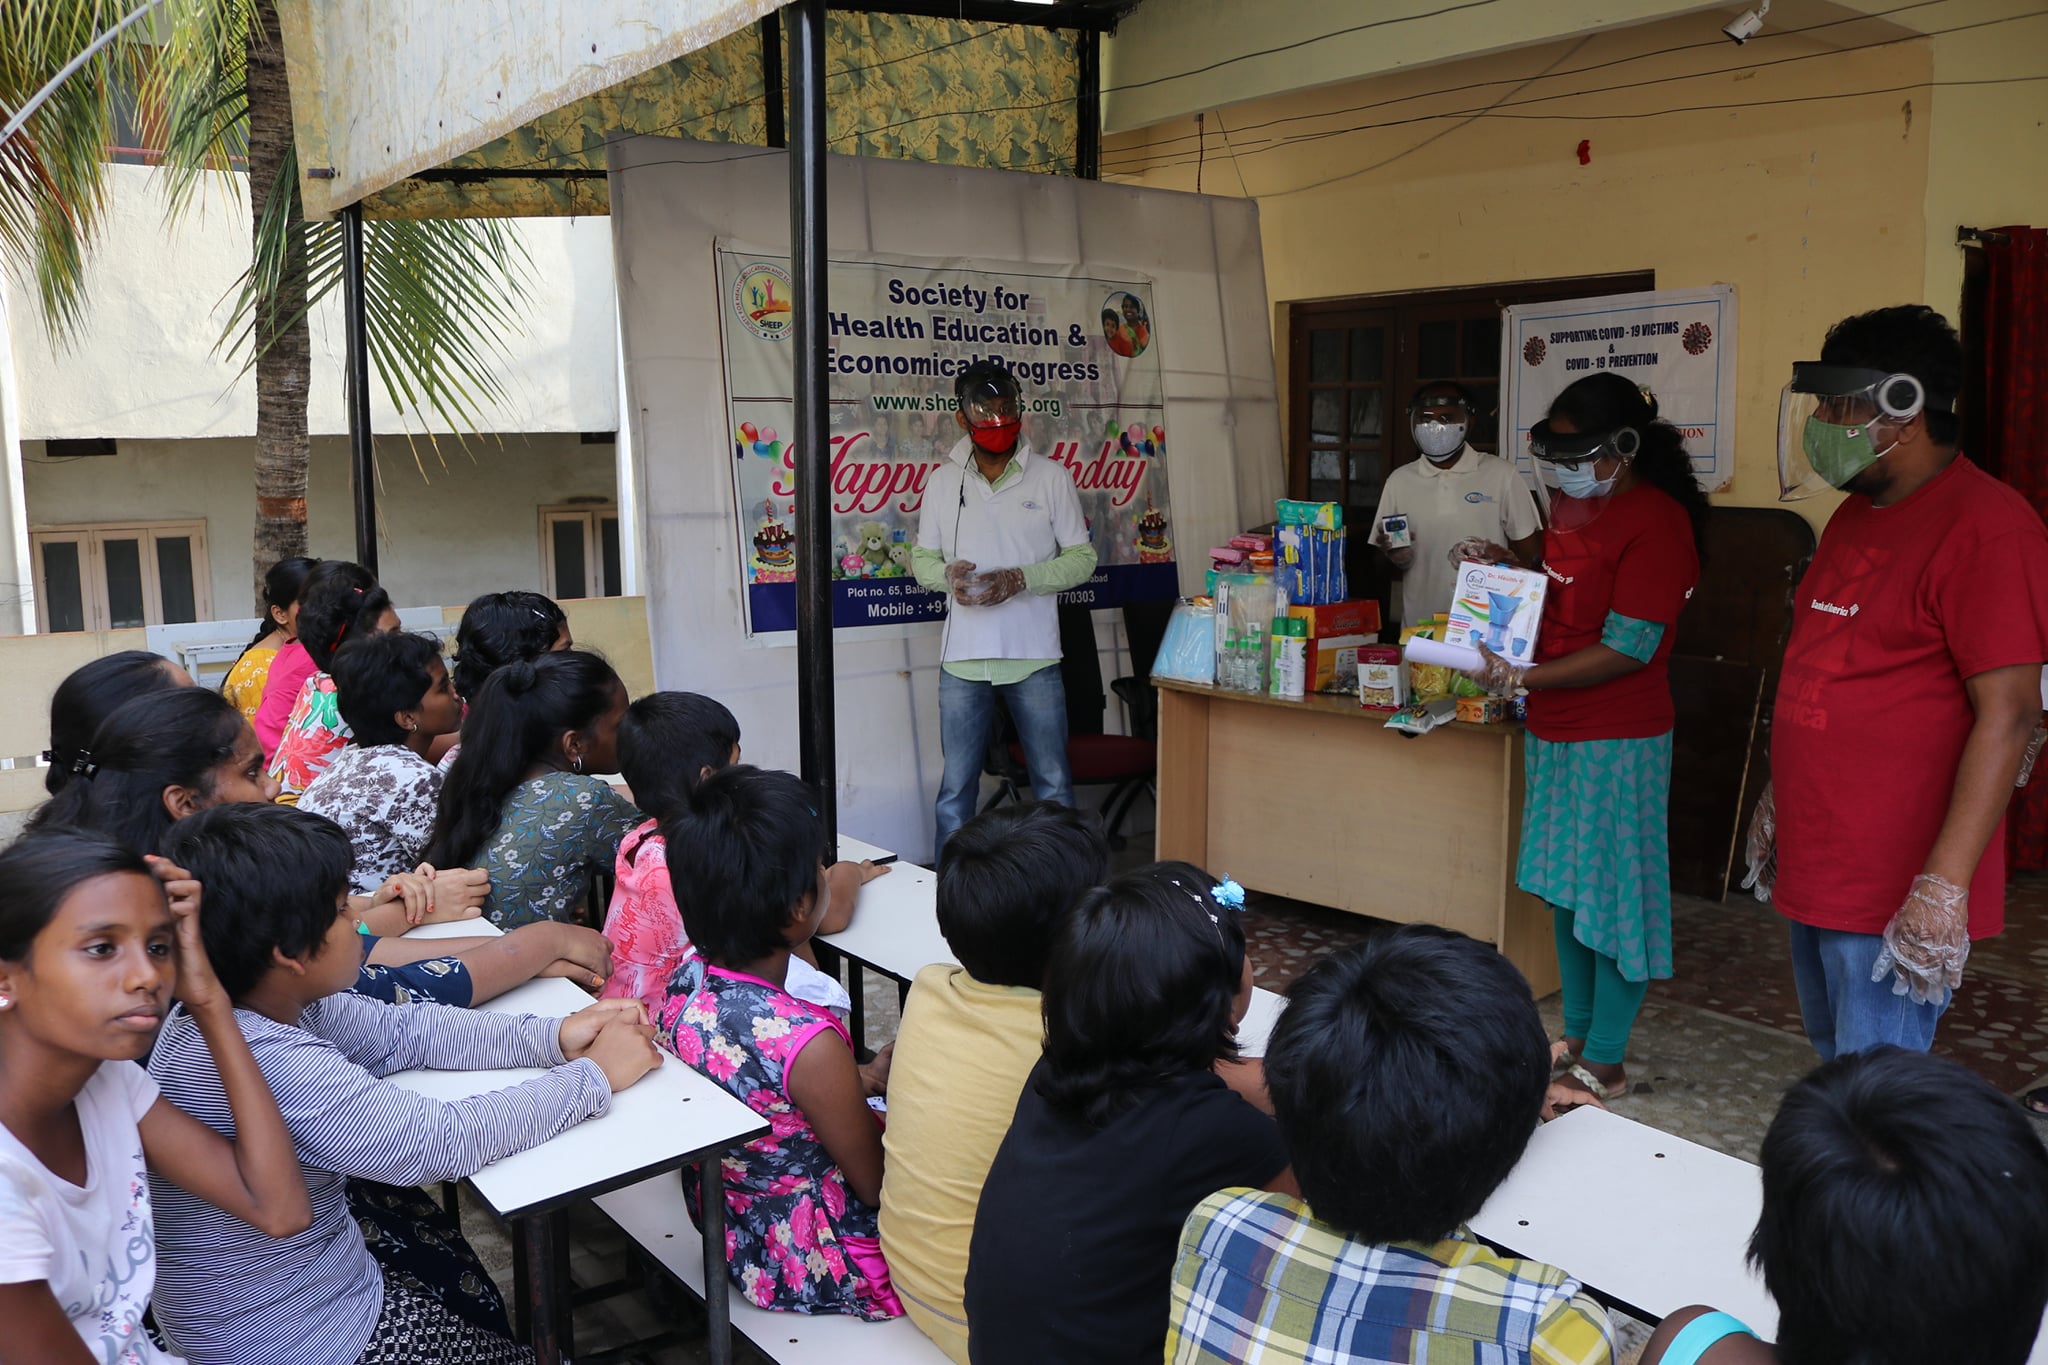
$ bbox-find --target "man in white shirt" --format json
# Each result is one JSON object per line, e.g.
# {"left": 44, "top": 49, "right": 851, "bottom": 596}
{"left": 1371, "top": 382, "right": 1544, "bottom": 628}
{"left": 914, "top": 363, "right": 1098, "bottom": 852}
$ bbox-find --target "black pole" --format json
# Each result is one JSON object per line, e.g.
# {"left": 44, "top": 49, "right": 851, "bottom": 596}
{"left": 759, "top": 12, "right": 786, "bottom": 149}
{"left": 787, "top": 0, "right": 836, "bottom": 842}
{"left": 341, "top": 203, "right": 377, "bottom": 574}
{"left": 1076, "top": 27, "right": 1100, "bottom": 180}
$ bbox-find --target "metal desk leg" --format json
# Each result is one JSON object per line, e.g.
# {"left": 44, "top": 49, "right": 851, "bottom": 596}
{"left": 510, "top": 1217, "right": 532, "bottom": 1344}
{"left": 847, "top": 958, "right": 866, "bottom": 1053}
{"left": 701, "top": 1155, "right": 733, "bottom": 1365}
{"left": 523, "top": 1207, "right": 573, "bottom": 1365}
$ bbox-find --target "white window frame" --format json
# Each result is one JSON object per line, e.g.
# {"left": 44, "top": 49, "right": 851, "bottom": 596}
{"left": 538, "top": 504, "right": 622, "bottom": 599}
{"left": 30, "top": 519, "right": 212, "bottom": 632}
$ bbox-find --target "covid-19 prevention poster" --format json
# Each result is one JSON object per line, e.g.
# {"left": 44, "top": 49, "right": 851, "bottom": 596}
{"left": 1501, "top": 284, "right": 1737, "bottom": 493}
{"left": 715, "top": 243, "right": 1179, "bottom": 641}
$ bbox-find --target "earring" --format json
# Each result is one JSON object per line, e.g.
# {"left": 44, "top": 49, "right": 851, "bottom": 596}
{"left": 405, "top": 719, "right": 417, "bottom": 733}
{"left": 573, "top": 754, "right": 584, "bottom": 774}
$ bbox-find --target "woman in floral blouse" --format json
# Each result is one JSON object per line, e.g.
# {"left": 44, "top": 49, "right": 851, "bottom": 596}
{"left": 424, "top": 650, "right": 640, "bottom": 928}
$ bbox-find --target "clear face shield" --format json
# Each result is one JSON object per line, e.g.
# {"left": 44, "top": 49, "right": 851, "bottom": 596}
{"left": 1776, "top": 363, "right": 1926, "bottom": 500}
{"left": 1527, "top": 421, "right": 1639, "bottom": 533}
{"left": 959, "top": 371, "right": 1023, "bottom": 454}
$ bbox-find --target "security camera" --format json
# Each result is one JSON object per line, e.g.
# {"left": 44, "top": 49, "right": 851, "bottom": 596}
{"left": 1722, "top": 1, "right": 1769, "bottom": 43}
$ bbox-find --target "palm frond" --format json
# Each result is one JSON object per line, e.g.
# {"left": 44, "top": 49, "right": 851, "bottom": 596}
{"left": 144, "top": 0, "right": 250, "bottom": 219}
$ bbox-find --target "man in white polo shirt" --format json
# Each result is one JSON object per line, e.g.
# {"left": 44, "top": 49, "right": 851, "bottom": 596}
{"left": 914, "top": 362, "right": 1098, "bottom": 852}
{"left": 1371, "top": 381, "right": 1543, "bottom": 628}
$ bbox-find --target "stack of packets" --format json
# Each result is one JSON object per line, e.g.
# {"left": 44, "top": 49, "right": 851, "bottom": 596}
{"left": 1205, "top": 533, "right": 1274, "bottom": 596}
{"left": 1374, "top": 616, "right": 1516, "bottom": 732}
{"left": 1275, "top": 501, "right": 1347, "bottom": 606}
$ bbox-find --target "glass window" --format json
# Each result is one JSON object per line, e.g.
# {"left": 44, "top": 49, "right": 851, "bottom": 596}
{"left": 1310, "top": 391, "right": 1343, "bottom": 444}
{"left": 1349, "top": 391, "right": 1383, "bottom": 441}
{"left": 1349, "top": 327, "right": 1384, "bottom": 381}
{"left": 1309, "top": 329, "right": 1344, "bottom": 383}
{"left": 1419, "top": 319, "right": 1458, "bottom": 378}
{"left": 550, "top": 519, "right": 587, "bottom": 601}
{"left": 41, "top": 542, "right": 85, "bottom": 633}
{"left": 1464, "top": 316, "right": 1502, "bottom": 377}
{"left": 599, "top": 517, "right": 622, "bottom": 597}
{"left": 155, "top": 537, "right": 198, "bottom": 624}
{"left": 102, "top": 538, "right": 145, "bottom": 629}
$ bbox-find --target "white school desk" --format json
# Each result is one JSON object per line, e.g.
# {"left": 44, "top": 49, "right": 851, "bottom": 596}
{"left": 1471, "top": 1105, "right": 2048, "bottom": 1361}
{"left": 392, "top": 932, "right": 769, "bottom": 1365}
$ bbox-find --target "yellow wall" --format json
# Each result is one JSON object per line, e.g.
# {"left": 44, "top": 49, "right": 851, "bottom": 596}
{"left": 1105, "top": 6, "right": 1963, "bottom": 525}
{"left": 1922, "top": 6, "right": 2048, "bottom": 316}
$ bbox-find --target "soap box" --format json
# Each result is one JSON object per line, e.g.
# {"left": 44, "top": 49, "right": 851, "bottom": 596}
{"left": 1288, "top": 599, "right": 1380, "bottom": 641}
{"left": 1444, "top": 562, "right": 1548, "bottom": 668}
{"left": 1456, "top": 695, "right": 1506, "bottom": 725}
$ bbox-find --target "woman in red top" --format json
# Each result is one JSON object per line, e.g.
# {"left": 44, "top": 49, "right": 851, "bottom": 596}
{"left": 1468, "top": 374, "right": 1705, "bottom": 1103}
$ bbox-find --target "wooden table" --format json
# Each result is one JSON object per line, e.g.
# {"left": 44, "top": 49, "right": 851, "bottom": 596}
{"left": 393, "top": 931, "right": 768, "bottom": 1365}
{"left": 1153, "top": 679, "right": 1559, "bottom": 996}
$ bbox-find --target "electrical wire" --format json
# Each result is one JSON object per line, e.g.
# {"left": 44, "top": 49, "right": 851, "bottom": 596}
{"left": 1102, "top": 10, "right": 2048, "bottom": 178}
{"left": 1100, "top": 0, "right": 1962, "bottom": 161}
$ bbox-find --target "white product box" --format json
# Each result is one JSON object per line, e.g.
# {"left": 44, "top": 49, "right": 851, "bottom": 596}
{"left": 1443, "top": 561, "right": 1548, "bottom": 667}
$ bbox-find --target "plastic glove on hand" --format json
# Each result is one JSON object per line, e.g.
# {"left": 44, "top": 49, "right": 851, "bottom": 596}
{"left": 1870, "top": 872, "right": 1971, "bottom": 1007}
{"left": 1449, "top": 537, "right": 1516, "bottom": 568}
{"left": 956, "top": 567, "right": 1025, "bottom": 607}
{"left": 944, "top": 560, "right": 978, "bottom": 597}
{"left": 1462, "top": 642, "right": 1528, "bottom": 697}
{"left": 1740, "top": 782, "right": 1776, "bottom": 904}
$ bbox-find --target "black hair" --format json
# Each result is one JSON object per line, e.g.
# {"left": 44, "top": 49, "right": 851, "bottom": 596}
{"left": 1819, "top": 304, "right": 1964, "bottom": 446}
{"left": 1408, "top": 380, "right": 1477, "bottom": 413}
{"left": 452, "top": 591, "right": 568, "bottom": 702}
{"left": 954, "top": 359, "right": 1019, "bottom": 403}
{"left": 937, "top": 801, "right": 1110, "bottom": 989}
{"left": 1266, "top": 925, "right": 1548, "bottom": 1243}
{"left": 332, "top": 631, "right": 444, "bottom": 747}
{"left": 0, "top": 826, "right": 157, "bottom": 961}
{"left": 1101, "top": 308, "right": 1121, "bottom": 323}
{"left": 424, "top": 649, "right": 625, "bottom": 869}
{"left": 616, "top": 692, "right": 741, "bottom": 830}
{"left": 1037, "top": 860, "right": 1246, "bottom": 1129}
{"left": 30, "top": 688, "right": 246, "bottom": 858}
{"left": 160, "top": 803, "right": 354, "bottom": 1001}
{"left": 1547, "top": 371, "right": 1710, "bottom": 555}
{"left": 1750, "top": 1048, "right": 2048, "bottom": 1365}
{"left": 232, "top": 556, "right": 319, "bottom": 657}
{"left": 296, "top": 560, "right": 393, "bottom": 672}
{"left": 44, "top": 650, "right": 186, "bottom": 795}
{"left": 663, "top": 765, "right": 829, "bottom": 968}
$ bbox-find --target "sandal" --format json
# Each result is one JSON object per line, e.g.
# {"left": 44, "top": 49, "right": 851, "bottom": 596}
{"left": 1549, "top": 1039, "right": 1577, "bottom": 1074}
{"left": 1564, "top": 1063, "right": 1629, "bottom": 1102}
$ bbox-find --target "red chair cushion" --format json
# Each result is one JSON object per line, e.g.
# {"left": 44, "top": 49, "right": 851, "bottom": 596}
{"left": 1007, "top": 734, "right": 1157, "bottom": 784}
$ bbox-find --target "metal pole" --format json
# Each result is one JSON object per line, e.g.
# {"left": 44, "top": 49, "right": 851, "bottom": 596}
{"left": 759, "top": 12, "right": 786, "bottom": 150}
{"left": 786, "top": 0, "right": 836, "bottom": 842}
{"left": 340, "top": 203, "right": 377, "bottom": 574}
{"left": 1077, "top": 27, "right": 1101, "bottom": 179}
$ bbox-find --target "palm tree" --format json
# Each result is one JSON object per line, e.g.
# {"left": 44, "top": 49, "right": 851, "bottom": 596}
{"left": 1, "top": 0, "right": 529, "bottom": 607}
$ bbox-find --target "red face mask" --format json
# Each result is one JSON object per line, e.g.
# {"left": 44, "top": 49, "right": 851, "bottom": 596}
{"left": 969, "top": 416, "right": 1021, "bottom": 454}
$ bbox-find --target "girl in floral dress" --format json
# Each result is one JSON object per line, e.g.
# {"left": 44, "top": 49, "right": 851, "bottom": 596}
{"left": 657, "top": 765, "right": 901, "bottom": 1321}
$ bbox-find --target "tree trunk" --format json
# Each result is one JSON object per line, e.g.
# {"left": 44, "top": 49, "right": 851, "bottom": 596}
{"left": 244, "top": 0, "right": 309, "bottom": 612}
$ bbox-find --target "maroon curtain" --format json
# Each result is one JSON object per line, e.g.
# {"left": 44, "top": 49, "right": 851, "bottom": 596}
{"left": 1985, "top": 227, "right": 2048, "bottom": 871}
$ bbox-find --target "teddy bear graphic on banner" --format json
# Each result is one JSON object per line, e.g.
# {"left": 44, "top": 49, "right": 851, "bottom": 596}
{"left": 857, "top": 522, "right": 892, "bottom": 576}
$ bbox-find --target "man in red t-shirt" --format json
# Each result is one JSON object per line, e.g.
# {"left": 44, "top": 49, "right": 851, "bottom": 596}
{"left": 1758, "top": 305, "right": 2048, "bottom": 1060}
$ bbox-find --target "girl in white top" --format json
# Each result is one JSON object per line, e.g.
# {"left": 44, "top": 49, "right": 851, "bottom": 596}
{"left": 0, "top": 829, "right": 310, "bottom": 1365}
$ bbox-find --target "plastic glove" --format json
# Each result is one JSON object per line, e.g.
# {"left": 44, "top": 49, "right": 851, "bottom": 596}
{"left": 944, "top": 559, "right": 977, "bottom": 596}
{"left": 1740, "top": 782, "right": 1776, "bottom": 904}
{"left": 2018, "top": 723, "right": 2046, "bottom": 788}
{"left": 1870, "top": 872, "right": 1971, "bottom": 1007}
{"left": 956, "top": 567, "right": 1025, "bottom": 607}
{"left": 1462, "top": 642, "right": 1528, "bottom": 696}
{"left": 1386, "top": 545, "right": 1416, "bottom": 569}
{"left": 1449, "top": 537, "right": 1516, "bottom": 568}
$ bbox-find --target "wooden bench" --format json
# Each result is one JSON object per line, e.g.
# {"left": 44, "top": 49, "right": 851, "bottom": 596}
{"left": 591, "top": 1175, "right": 953, "bottom": 1364}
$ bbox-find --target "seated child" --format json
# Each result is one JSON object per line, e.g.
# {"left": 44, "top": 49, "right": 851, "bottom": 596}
{"left": 439, "top": 591, "right": 572, "bottom": 771}
{"left": 424, "top": 651, "right": 642, "bottom": 928}
{"left": 222, "top": 556, "right": 318, "bottom": 724}
{"left": 1166, "top": 924, "right": 1617, "bottom": 1365}
{"left": 147, "top": 802, "right": 661, "bottom": 1365}
{"left": 42, "top": 647, "right": 190, "bottom": 795}
{"left": 965, "top": 861, "right": 1292, "bottom": 1364}
{"left": 1640, "top": 1047, "right": 2048, "bottom": 1365}
{"left": 0, "top": 828, "right": 309, "bottom": 1364}
{"left": 301, "top": 630, "right": 464, "bottom": 891}
{"left": 659, "top": 765, "right": 902, "bottom": 1320}
{"left": 266, "top": 559, "right": 399, "bottom": 800}
{"left": 33, "top": 686, "right": 603, "bottom": 1009}
{"left": 879, "top": 801, "right": 1109, "bottom": 1363}
{"left": 601, "top": 691, "right": 881, "bottom": 1016}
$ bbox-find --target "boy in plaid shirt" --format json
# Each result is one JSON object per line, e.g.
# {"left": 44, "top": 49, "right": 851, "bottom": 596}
{"left": 1167, "top": 925, "right": 1615, "bottom": 1365}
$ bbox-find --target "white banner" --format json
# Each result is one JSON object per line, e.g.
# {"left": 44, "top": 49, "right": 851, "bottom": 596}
{"left": 716, "top": 244, "right": 1179, "bottom": 640}
{"left": 1501, "top": 284, "right": 1736, "bottom": 492}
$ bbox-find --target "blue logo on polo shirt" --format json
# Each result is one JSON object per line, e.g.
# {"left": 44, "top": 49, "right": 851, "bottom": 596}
{"left": 1465, "top": 491, "right": 1494, "bottom": 504}
{"left": 1022, "top": 500, "right": 1041, "bottom": 510}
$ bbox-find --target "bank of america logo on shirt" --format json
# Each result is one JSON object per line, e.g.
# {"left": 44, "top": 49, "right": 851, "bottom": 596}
{"left": 1810, "top": 598, "right": 1860, "bottom": 618}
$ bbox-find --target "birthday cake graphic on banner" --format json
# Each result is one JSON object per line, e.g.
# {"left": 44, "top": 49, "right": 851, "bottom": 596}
{"left": 749, "top": 501, "right": 796, "bottom": 584}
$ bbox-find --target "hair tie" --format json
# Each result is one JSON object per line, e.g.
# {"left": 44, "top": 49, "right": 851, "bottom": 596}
{"left": 43, "top": 747, "right": 98, "bottom": 778}
{"left": 350, "top": 586, "right": 364, "bottom": 598}
{"left": 1210, "top": 878, "right": 1246, "bottom": 911}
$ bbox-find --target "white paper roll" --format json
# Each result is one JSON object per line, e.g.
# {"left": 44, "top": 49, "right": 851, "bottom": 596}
{"left": 1403, "top": 637, "right": 1485, "bottom": 673}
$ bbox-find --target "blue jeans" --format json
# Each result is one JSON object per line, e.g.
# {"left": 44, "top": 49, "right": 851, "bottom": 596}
{"left": 935, "top": 665, "right": 1073, "bottom": 853}
{"left": 1787, "top": 920, "right": 1947, "bottom": 1061}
